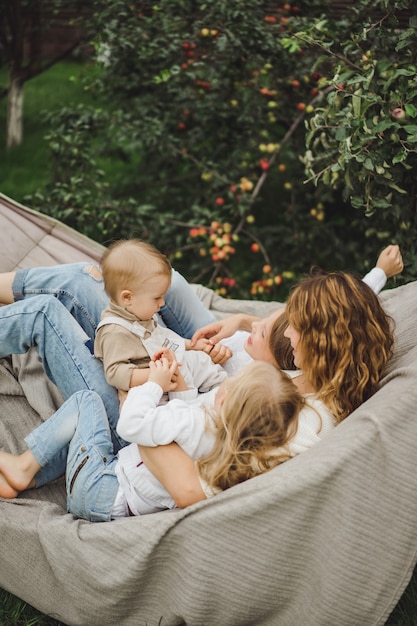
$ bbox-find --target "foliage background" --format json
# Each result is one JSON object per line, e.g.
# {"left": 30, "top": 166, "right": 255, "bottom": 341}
{"left": 12, "top": 0, "right": 415, "bottom": 301}
{"left": 1, "top": 1, "right": 417, "bottom": 623}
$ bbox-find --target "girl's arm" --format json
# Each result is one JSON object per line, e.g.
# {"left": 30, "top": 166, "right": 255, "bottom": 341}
{"left": 138, "top": 443, "right": 207, "bottom": 508}
{"left": 117, "top": 357, "right": 208, "bottom": 454}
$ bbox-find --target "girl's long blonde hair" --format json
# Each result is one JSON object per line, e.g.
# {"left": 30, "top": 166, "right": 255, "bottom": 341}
{"left": 197, "top": 361, "right": 304, "bottom": 492}
{"left": 286, "top": 269, "right": 394, "bottom": 422}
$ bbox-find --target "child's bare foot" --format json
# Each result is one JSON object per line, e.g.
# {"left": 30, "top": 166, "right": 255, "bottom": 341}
{"left": 0, "top": 450, "right": 37, "bottom": 498}
{"left": 0, "top": 471, "right": 19, "bottom": 498}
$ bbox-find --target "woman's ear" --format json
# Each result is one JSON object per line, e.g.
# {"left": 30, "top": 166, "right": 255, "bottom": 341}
{"left": 120, "top": 289, "right": 133, "bottom": 305}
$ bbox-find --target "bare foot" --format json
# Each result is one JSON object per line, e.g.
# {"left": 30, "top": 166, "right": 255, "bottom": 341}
{"left": 0, "top": 451, "right": 37, "bottom": 498}
{"left": 0, "top": 471, "right": 19, "bottom": 498}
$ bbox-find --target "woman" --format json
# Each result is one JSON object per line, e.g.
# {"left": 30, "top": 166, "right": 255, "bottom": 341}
{"left": 141, "top": 269, "right": 395, "bottom": 505}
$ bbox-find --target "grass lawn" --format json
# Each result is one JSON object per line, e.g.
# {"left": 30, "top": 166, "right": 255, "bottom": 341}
{"left": 0, "top": 59, "right": 101, "bottom": 201}
{"left": 0, "top": 58, "right": 417, "bottom": 626}
{"left": 0, "top": 588, "right": 64, "bottom": 625}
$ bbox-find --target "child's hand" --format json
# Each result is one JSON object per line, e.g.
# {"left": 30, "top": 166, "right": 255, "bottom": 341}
{"left": 148, "top": 355, "right": 179, "bottom": 392}
{"left": 376, "top": 244, "right": 404, "bottom": 278}
{"left": 187, "top": 337, "right": 232, "bottom": 364}
{"left": 152, "top": 348, "right": 181, "bottom": 389}
{"left": 152, "top": 348, "right": 177, "bottom": 364}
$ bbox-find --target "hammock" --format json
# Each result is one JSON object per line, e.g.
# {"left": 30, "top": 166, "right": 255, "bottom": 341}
{"left": 0, "top": 191, "right": 416, "bottom": 626}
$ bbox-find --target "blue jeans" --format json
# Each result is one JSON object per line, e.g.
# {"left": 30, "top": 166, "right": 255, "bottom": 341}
{"left": 26, "top": 390, "right": 120, "bottom": 522}
{"left": 13, "top": 262, "right": 215, "bottom": 340}
{"left": 4, "top": 262, "right": 215, "bottom": 487}
{"left": 0, "top": 294, "right": 124, "bottom": 450}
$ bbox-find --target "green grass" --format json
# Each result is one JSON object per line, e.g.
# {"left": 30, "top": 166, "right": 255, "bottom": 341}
{"left": 1, "top": 58, "right": 417, "bottom": 626}
{"left": 1, "top": 567, "right": 417, "bottom": 626}
{"left": 0, "top": 588, "right": 63, "bottom": 625}
{"left": 0, "top": 60, "right": 100, "bottom": 201}
{"left": 386, "top": 567, "right": 417, "bottom": 625}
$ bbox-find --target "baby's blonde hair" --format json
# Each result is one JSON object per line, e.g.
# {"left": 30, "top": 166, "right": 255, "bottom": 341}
{"left": 101, "top": 239, "right": 172, "bottom": 301}
{"left": 197, "top": 361, "right": 304, "bottom": 492}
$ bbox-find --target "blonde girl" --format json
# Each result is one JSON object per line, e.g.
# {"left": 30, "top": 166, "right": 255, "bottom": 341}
{"left": 197, "top": 362, "right": 305, "bottom": 492}
{"left": 0, "top": 359, "right": 309, "bottom": 519}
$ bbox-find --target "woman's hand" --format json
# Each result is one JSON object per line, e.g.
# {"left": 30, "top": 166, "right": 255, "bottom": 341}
{"left": 187, "top": 336, "right": 232, "bottom": 364}
{"left": 190, "top": 313, "right": 261, "bottom": 346}
{"left": 376, "top": 244, "right": 404, "bottom": 278}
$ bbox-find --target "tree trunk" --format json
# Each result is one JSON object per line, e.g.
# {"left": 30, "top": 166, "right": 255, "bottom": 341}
{"left": 7, "top": 76, "right": 24, "bottom": 149}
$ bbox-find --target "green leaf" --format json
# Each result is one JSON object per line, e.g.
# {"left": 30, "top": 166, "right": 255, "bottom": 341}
{"left": 405, "top": 104, "right": 417, "bottom": 118}
{"left": 352, "top": 91, "right": 362, "bottom": 117}
{"left": 371, "top": 198, "right": 391, "bottom": 208}
{"left": 351, "top": 196, "right": 364, "bottom": 209}
{"left": 388, "top": 182, "right": 407, "bottom": 194}
{"left": 392, "top": 151, "right": 407, "bottom": 164}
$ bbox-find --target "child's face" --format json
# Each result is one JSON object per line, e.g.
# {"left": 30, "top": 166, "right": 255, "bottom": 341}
{"left": 125, "top": 274, "right": 170, "bottom": 320}
{"left": 244, "top": 310, "right": 283, "bottom": 364}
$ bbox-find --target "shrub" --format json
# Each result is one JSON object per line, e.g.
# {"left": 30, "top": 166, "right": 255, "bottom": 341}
{"left": 28, "top": 0, "right": 411, "bottom": 297}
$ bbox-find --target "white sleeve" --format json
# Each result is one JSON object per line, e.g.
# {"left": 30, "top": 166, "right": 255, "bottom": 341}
{"left": 168, "top": 387, "right": 198, "bottom": 402}
{"left": 116, "top": 381, "right": 210, "bottom": 457}
{"left": 182, "top": 350, "right": 228, "bottom": 392}
{"left": 362, "top": 267, "right": 387, "bottom": 294}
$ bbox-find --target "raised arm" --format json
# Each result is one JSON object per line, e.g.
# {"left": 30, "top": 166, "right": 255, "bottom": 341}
{"left": 375, "top": 244, "right": 403, "bottom": 278}
{"left": 138, "top": 443, "right": 206, "bottom": 508}
{"left": 362, "top": 244, "right": 403, "bottom": 295}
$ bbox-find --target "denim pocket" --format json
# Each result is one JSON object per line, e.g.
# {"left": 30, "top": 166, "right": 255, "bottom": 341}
{"left": 69, "top": 455, "right": 89, "bottom": 494}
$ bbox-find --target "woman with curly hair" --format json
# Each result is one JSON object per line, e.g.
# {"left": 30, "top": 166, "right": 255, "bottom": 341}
{"left": 283, "top": 269, "right": 394, "bottom": 422}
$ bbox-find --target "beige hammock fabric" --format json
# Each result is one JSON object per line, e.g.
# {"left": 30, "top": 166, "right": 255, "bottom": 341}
{"left": 0, "top": 191, "right": 417, "bottom": 626}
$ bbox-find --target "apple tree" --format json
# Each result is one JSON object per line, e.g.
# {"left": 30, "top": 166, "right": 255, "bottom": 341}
{"left": 290, "top": 0, "right": 417, "bottom": 277}
{"left": 30, "top": 0, "right": 392, "bottom": 298}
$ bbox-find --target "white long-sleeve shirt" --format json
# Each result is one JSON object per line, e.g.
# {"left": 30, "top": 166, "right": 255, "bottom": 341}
{"left": 114, "top": 382, "right": 217, "bottom": 517}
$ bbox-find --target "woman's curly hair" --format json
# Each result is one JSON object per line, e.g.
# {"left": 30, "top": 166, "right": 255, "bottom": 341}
{"left": 197, "top": 361, "right": 304, "bottom": 492}
{"left": 285, "top": 268, "right": 394, "bottom": 422}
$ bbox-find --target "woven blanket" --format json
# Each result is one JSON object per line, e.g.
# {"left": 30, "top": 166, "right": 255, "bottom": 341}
{"left": 0, "top": 192, "right": 416, "bottom": 625}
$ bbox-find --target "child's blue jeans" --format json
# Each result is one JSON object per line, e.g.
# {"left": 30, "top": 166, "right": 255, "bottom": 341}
{"left": 26, "top": 389, "right": 120, "bottom": 522}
